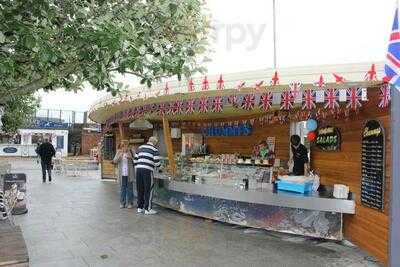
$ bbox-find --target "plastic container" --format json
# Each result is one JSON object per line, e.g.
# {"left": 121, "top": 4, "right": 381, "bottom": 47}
{"left": 276, "top": 180, "right": 313, "bottom": 194}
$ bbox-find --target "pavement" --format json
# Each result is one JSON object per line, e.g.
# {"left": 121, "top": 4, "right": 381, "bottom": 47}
{"left": 3, "top": 158, "right": 383, "bottom": 267}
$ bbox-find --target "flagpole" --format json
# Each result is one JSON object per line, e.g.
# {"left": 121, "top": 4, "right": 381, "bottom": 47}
{"left": 272, "top": 0, "right": 277, "bottom": 69}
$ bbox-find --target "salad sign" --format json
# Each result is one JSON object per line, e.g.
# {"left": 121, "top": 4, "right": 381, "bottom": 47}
{"left": 316, "top": 126, "right": 341, "bottom": 151}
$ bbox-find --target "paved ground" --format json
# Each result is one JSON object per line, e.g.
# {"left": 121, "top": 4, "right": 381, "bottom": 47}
{"left": 4, "top": 158, "right": 382, "bottom": 267}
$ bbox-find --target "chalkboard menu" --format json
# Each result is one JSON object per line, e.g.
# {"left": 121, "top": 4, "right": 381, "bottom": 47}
{"left": 316, "top": 126, "right": 341, "bottom": 151}
{"left": 361, "top": 120, "right": 385, "bottom": 211}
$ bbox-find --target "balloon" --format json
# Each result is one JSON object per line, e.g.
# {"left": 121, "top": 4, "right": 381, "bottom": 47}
{"left": 306, "top": 119, "right": 318, "bottom": 131}
{"left": 307, "top": 131, "right": 317, "bottom": 141}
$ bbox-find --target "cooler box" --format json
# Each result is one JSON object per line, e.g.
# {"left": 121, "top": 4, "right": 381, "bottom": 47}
{"left": 276, "top": 180, "right": 313, "bottom": 194}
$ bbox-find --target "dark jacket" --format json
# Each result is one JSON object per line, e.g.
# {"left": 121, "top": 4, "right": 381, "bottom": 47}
{"left": 36, "top": 142, "right": 56, "bottom": 164}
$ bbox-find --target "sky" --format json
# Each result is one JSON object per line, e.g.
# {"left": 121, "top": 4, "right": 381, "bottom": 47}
{"left": 38, "top": 0, "right": 395, "bottom": 112}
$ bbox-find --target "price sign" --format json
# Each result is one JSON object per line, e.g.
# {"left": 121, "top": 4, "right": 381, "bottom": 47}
{"left": 316, "top": 126, "right": 341, "bottom": 151}
{"left": 361, "top": 120, "right": 385, "bottom": 211}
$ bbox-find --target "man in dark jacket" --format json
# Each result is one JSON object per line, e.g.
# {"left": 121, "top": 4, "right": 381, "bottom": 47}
{"left": 36, "top": 138, "right": 56, "bottom": 183}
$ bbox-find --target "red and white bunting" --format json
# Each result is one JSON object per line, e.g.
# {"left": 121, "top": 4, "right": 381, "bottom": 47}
{"left": 201, "top": 76, "right": 209, "bottom": 90}
{"left": 346, "top": 87, "right": 362, "bottom": 111}
{"left": 324, "top": 88, "right": 339, "bottom": 110}
{"left": 365, "top": 64, "right": 377, "bottom": 81}
{"left": 259, "top": 92, "right": 272, "bottom": 111}
{"left": 280, "top": 91, "right": 293, "bottom": 110}
{"left": 188, "top": 79, "right": 195, "bottom": 92}
{"left": 186, "top": 99, "right": 196, "bottom": 114}
{"left": 302, "top": 89, "right": 316, "bottom": 110}
{"left": 217, "top": 75, "right": 225, "bottom": 90}
{"left": 314, "top": 75, "right": 326, "bottom": 88}
{"left": 270, "top": 71, "right": 279, "bottom": 86}
{"left": 212, "top": 96, "right": 224, "bottom": 112}
{"left": 254, "top": 80, "right": 264, "bottom": 90}
{"left": 289, "top": 82, "right": 302, "bottom": 99}
{"left": 199, "top": 97, "right": 209, "bottom": 113}
{"left": 237, "top": 81, "right": 246, "bottom": 90}
{"left": 172, "top": 100, "right": 184, "bottom": 115}
{"left": 158, "top": 103, "right": 167, "bottom": 116}
{"left": 333, "top": 73, "right": 346, "bottom": 84}
{"left": 241, "top": 94, "right": 255, "bottom": 110}
{"left": 378, "top": 83, "right": 390, "bottom": 108}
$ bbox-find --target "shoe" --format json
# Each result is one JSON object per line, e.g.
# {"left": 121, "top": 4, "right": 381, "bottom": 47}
{"left": 120, "top": 204, "right": 125, "bottom": 209}
{"left": 137, "top": 208, "right": 144, "bottom": 213}
{"left": 127, "top": 204, "right": 133, "bottom": 209}
{"left": 144, "top": 209, "right": 158, "bottom": 215}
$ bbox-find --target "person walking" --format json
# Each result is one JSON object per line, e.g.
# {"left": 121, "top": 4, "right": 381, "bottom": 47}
{"left": 113, "top": 140, "right": 135, "bottom": 209}
{"left": 134, "top": 136, "right": 160, "bottom": 215}
{"left": 36, "top": 137, "right": 56, "bottom": 183}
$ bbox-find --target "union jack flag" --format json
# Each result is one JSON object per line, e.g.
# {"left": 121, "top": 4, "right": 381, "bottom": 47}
{"left": 241, "top": 94, "right": 255, "bottom": 110}
{"left": 259, "top": 92, "right": 272, "bottom": 111}
{"left": 302, "top": 89, "right": 316, "bottom": 110}
{"left": 254, "top": 80, "right": 264, "bottom": 90}
{"left": 212, "top": 96, "right": 223, "bottom": 112}
{"left": 199, "top": 97, "right": 209, "bottom": 113}
{"left": 384, "top": 7, "right": 400, "bottom": 88}
{"left": 346, "top": 87, "right": 362, "bottom": 110}
{"left": 280, "top": 91, "right": 293, "bottom": 110}
{"left": 314, "top": 75, "right": 326, "bottom": 88}
{"left": 201, "top": 76, "right": 209, "bottom": 90}
{"left": 289, "top": 82, "right": 302, "bottom": 99}
{"left": 228, "top": 95, "right": 239, "bottom": 107}
{"left": 378, "top": 83, "right": 391, "bottom": 108}
{"left": 172, "top": 100, "right": 184, "bottom": 115}
{"left": 237, "top": 81, "right": 246, "bottom": 90}
{"left": 365, "top": 64, "right": 377, "bottom": 81}
{"left": 324, "top": 89, "right": 339, "bottom": 110}
{"left": 136, "top": 106, "right": 144, "bottom": 117}
{"left": 217, "top": 75, "right": 225, "bottom": 90}
{"left": 158, "top": 103, "right": 168, "bottom": 116}
{"left": 188, "top": 79, "right": 195, "bottom": 92}
{"left": 164, "top": 82, "right": 170, "bottom": 95}
{"left": 186, "top": 99, "right": 196, "bottom": 114}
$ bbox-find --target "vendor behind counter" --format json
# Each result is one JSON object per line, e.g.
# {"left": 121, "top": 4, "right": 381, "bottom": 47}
{"left": 289, "top": 135, "right": 309, "bottom": 176}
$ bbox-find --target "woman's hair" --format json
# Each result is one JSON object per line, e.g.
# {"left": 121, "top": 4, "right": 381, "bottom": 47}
{"left": 290, "top": 135, "right": 301, "bottom": 146}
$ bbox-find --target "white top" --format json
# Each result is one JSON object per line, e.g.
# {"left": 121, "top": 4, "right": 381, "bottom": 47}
{"left": 121, "top": 153, "right": 129, "bottom": 176}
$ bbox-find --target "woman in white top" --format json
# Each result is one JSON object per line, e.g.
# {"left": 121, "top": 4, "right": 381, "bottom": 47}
{"left": 113, "top": 140, "right": 135, "bottom": 208}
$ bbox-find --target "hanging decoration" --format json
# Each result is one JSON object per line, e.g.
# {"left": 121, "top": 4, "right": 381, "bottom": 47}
{"left": 314, "top": 75, "right": 326, "bottom": 88}
{"left": 237, "top": 81, "right": 246, "bottom": 90}
{"left": 289, "top": 82, "right": 302, "bottom": 99}
{"left": 307, "top": 131, "right": 317, "bottom": 141}
{"left": 324, "top": 88, "right": 339, "bottom": 110}
{"left": 212, "top": 96, "right": 224, "bottom": 112}
{"left": 270, "top": 71, "right": 279, "bottom": 85}
{"left": 217, "top": 75, "right": 225, "bottom": 90}
{"left": 199, "top": 97, "right": 209, "bottom": 113}
{"left": 228, "top": 95, "right": 239, "bottom": 108}
{"left": 259, "top": 92, "right": 273, "bottom": 111}
{"left": 378, "top": 83, "right": 390, "bottom": 108}
{"left": 302, "top": 89, "right": 316, "bottom": 110}
{"left": 158, "top": 103, "right": 168, "bottom": 116}
{"left": 188, "top": 79, "right": 195, "bottom": 92}
{"left": 186, "top": 99, "right": 196, "bottom": 114}
{"left": 254, "top": 80, "right": 264, "bottom": 90}
{"left": 280, "top": 91, "right": 293, "bottom": 110}
{"left": 201, "top": 76, "right": 209, "bottom": 90}
{"left": 346, "top": 87, "right": 362, "bottom": 111}
{"left": 172, "top": 100, "right": 184, "bottom": 115}
{"left": 365, "top": 64, "right": 377, "bottom": 81}
{"left": 332, "top": 73, "right": 346, "bottom": 84}
{"left": 241, "top": 94, "right": 255, "bottom": 110}
{"left": 306, "top": 119, "right": 318, "bottom": 131}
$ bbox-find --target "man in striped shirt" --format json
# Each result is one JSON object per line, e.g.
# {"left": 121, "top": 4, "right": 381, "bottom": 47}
{"left": 134, "top": 136, "right": 161, "bottom": 215}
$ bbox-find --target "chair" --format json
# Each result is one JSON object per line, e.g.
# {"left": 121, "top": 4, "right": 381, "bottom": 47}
{"left": 53, "top": 151, "right": 63, "bottom": 174}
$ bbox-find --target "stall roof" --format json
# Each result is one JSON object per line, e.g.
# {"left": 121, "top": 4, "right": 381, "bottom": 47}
{"left": 88, "top": 62, "right": 384, "bottom": 124}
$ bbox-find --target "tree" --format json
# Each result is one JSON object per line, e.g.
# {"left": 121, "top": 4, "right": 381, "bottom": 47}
{"left": 0, "top": 0, "right": 210, "bottom": 101}
{"left": 1, "top": 94, "right": 40, "bottom": 133}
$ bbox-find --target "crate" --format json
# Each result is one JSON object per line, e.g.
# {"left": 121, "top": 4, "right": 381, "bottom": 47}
{"left": 276, "top": 180, "right": 313, "bottom": 194}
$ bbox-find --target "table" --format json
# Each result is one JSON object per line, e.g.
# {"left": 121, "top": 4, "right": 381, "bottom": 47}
{"left": 0, "top": 220, "right": 29, "bottom": 266}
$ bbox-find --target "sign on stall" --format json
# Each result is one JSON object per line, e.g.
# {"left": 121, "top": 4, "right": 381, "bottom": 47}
{"left": 316, "top": 126, "right": 341, "bottom": 151}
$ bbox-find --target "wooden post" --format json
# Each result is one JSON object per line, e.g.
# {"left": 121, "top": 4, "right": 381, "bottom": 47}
{"left": 118, "top": 122, "right": 125, "bottom": 140}
{"left": 162, "top": 117, "right": 176, "bottom": 175}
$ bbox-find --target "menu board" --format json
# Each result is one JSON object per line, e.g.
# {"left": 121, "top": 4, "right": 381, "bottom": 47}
{"left": 316, "top": 126, "right": 341, "bottom": 151}
{"left": 361, "top": 120, "right": 385, "bottom": 211}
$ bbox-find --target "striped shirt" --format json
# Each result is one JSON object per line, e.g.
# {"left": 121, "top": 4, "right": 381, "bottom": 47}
{"left": 134, "top": 143, "right": 161, "bottom": 172}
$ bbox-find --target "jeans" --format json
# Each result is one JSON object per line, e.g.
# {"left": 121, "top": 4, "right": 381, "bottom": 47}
{"left": 120, "top": 176, "right": 133, "bottom": 206}
{"left": 41, "top": 161, "right": 52, "bottom": 182}
{"left": 136, "top": 168, "right": 154, "bottom": 211}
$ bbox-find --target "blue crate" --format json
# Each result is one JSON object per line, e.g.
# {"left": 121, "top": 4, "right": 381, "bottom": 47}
{"left": 276, "top": 180, "right": 313, "bottom": 194}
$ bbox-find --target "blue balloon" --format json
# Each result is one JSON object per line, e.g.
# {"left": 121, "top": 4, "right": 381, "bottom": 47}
{"left": 306, "top": 119, "right": 318, "bottom": 131}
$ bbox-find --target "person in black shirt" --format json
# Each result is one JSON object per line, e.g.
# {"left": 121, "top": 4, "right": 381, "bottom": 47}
{"left": 290, "top": 135, "right": 309, "bottom": 176}
{"left": 36, "top": 138, "right": 56, "bottom": 183}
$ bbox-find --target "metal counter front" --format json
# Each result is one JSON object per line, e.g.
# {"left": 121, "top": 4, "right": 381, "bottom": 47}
{"left": 153, "top": 176, "right": 355, "bottom": 240}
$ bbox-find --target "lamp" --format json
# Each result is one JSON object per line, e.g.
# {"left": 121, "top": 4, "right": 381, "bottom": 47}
{"left": 129, "top": 119, "right": 153, "bottom": 130}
